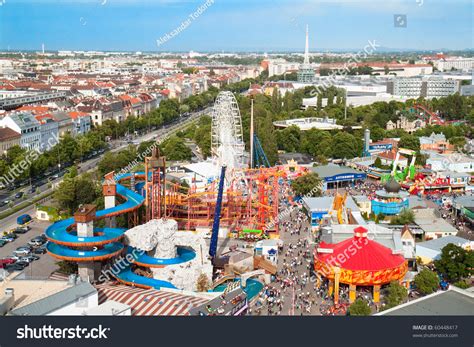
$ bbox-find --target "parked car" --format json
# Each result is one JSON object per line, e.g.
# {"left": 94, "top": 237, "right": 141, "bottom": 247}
{"left": 14, "top": 192, "right": 24, "bottom": 199}
{"left": 0, "top": 235, "right": 16, "bottom": 243}
{"left": 33, "top": 247, "right": 47, "bottom": 255}
{"left": 13, "top": 247, "right": 31, "bottom": 257}
{"left": 4, "top": 263, "right": 26, "bottom": 272}
{"left": 0, "top": 258, "right": 16, "bottom": 268}
{"left": 17, "top": 214, "right": 32, "bottom": 225}
{"left": 13, "top": 227, "right": 29, "bottom": 234}
{"left": 0, "top": 240, "right": 6, "bottom": 247}
{"left": 19, "top": 255, "right": 39, "bottom": 263}
{"left": 16, "top": 260, "right": 29, "bottom": 267}
{"left": 28, "top": 239, "right": 43, "bottom": 247}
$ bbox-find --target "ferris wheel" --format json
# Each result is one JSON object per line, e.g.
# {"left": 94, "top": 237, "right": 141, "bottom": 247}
{"left": 211, "top": 91, "right": 245, "bottom": 173}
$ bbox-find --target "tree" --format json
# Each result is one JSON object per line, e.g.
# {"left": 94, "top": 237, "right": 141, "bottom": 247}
{"left": 54, "top": 171, "right": 98, "bottom": 215}
{"left": 291, "top": 173, "right": 322, "bottom": 197}
{"left": 317, "top": 93, "right": 323, "bottom": 110}
{"left": 453, "top": 280, "right": 469, "bottom": 289}
{"left": 54, "top": 176, "right": 76, "bottom": 214}
{"left": 398, "top": 134, "right": 420, "bottom": 152}
{"left": 374, "top": 157, "right": 383, "bottom": 168}
{"left": 414, "top": 269, "right": 439, "bottom": 295}
{"left": 327, "top": 90, "right": 334, "bottom": 106}
{"left": 434, "top": 244, "right": 474, "bottom": 282}
{"left": 196, "top": 273, "right": 210, "bottom": 292}
{"left": 277, "top": 125, "right": 301, "bottom": 152}
{"left": 56, "top": 261, "right": 78, "bottom": 275}
{"left": 162, "top": 135, "right": 192, "bottom": 161}
{"left": 390, "top": 208, "right": 415, "bottom": 225}
{"left": 348, "top": 298, "right": 371, "bottom": 316}
{"left": 332, "top": 132, "right": 360, "bottom": 159}
{"left": 370, "top": 127, "right": 386, "bottom": 142}
{"left": 385, "top": 281, "right": 407, "bottom": 308}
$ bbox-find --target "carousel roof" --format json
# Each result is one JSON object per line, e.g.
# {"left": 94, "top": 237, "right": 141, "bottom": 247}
{"left": 316, "top": 226, "right": 406, "bottom": 272}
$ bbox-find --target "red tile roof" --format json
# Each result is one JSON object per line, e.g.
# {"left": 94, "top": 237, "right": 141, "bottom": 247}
{"left": 68, "top": 111, "right": 91, "bottom": 120}
{"left": 16, "top": 105, "right": 51, "bottom": 115}
{"left": 377, "top": 150, "right": 407, "bottom": 161}
{"left": 0, "top": 127, "right": 21, "bottom": 141}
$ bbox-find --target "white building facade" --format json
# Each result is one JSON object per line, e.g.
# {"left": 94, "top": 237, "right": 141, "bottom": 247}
{"left": 0, "top": 112, "right": 41, "bottom": 150}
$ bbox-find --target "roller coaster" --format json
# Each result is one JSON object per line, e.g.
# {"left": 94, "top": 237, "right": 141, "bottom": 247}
{"left": 45, "top": 91, "right": 288, "bottom": 290}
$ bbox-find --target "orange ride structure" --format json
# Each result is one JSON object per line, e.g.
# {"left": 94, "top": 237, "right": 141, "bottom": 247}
{"left": 118, "top": 148, "right": 287, "bottom": 234}
{"left": 314, "top": 226, "right": 408, "bottom": 304}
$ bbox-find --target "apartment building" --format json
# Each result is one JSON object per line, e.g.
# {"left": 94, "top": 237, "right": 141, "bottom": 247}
{"left": 0, "top": 126, "right": 21, "bottom": 154}
{"left": 387, "top": 77, "right": 460, "bottom": 98}
{"left": 0, "top": 112, "right": 41, "bottom": 150}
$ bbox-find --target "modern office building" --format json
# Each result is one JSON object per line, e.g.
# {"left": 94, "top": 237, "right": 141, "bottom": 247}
{"left": 387, "top": 77, "right": 460, "bottom": 98}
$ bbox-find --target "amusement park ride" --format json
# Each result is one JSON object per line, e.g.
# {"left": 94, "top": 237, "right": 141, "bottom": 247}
{"left": 46, "top": 91, "right": 294, "bottom": 288}
{"left": 410, "top": 103, "right": 445, "bottom": 126}
{"left": 381, "top": 148, "right": 417, "bottom": 183}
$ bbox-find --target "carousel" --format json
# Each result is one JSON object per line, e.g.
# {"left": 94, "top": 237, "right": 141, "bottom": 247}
{"left": 314, "top": 226, "right": 408, "bottom": 304}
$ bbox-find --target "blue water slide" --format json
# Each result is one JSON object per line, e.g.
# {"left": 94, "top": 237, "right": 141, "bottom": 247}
{"left": 46, "top": 242, "right": 124, "bottom": 260}
{"left": 46, "top": 172, "right": 196, "bottom": 290}
{"left": 114, "top": 267, "right": 178, "bottom": 290}
{"left": 128, "top": 246, "right": 196, "bottom": 266}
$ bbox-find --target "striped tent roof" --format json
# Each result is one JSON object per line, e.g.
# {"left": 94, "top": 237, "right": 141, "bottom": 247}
{"left": 94, "top": 283, "right": 210, "bottom": 316}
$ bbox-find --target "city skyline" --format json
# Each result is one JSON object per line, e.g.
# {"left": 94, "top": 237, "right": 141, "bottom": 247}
{"left": 0, "top": 0, "right": 472, "bottom": 52}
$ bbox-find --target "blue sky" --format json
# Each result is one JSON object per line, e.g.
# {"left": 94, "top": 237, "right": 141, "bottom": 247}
{"left": 0, "top": 0, "right": 472, "bottom": 52}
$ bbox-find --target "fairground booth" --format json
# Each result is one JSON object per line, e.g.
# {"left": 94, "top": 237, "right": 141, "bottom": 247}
{"left": 310, "top": 164, "right": 367, "bottom": 190}
{"left": 314, "top": 226, "right": 408, "bottom": 304}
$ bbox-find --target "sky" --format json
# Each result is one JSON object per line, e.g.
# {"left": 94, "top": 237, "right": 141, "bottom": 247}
{"left": 0, "top": 0, "right": 472, "bottom": 52}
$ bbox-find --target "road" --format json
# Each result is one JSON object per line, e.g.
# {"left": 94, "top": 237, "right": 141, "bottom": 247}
{"left": 0, "top": 107, "right": 210, "bottom": 233}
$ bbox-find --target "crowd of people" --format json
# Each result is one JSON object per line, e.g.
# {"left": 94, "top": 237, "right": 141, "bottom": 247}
{"left": 248, "top": 175, "right": 473, "bottom": 316}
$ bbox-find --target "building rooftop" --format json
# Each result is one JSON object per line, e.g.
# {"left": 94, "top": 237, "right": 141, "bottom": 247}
{"left": 85, "top": 300, "right": 131, "bottom": 316}
{"left": 0, "top": 126, "right": 20, "bottom": 141}
{"left": 0, "top": 277, "right": 65, "bottom": 306}
{"left": 310, "top": 164, "right": 362, "bottom": 179}
{"left": 376, "top": 287, "right": 474, "bottom": 316}
{"left": 453, "top": 196, "right": 474, "bottom": 209}
{"left": 416, "top": 235, "right": 470, "bottom": 252}
{"left": 273, "top": 117, "right": 344, "bottom": 131}
{"left": 6, "top": 112, "right": 40, "bottom": 130}
{"left": 413, "top": 209, "right": 458, "bottom": 234}
{"left": 320, "top": 224, "right": 403, "bottom": 253}
{"left": 278, "top": 152, "right": 313, "bottom": 165}
{"left": 9, "top": 281, "right": 97, "bottom": 316}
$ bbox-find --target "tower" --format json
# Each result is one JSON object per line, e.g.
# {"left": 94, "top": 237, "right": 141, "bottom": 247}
{"left": 145, "top": 147, "right": 166, "bottom": 221}
{"left": 304, "top": 24, "right": 310, "bottom": 65}
{"left": 297, "top": 24, "right": 315, "bottom": 83}
{"left": 74, "top": 204, "right": 97, "bottom": 281}
{"left": 103, "top": 171, "right": 116, "bottom": 228}
{"left": 363, "top": 128, "right": 371, "bottom": 157}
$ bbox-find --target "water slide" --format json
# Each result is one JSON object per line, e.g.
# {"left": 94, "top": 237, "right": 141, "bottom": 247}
{"left": 45, "top": 172, "right": 196, "bottom": 290}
